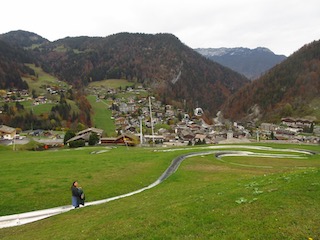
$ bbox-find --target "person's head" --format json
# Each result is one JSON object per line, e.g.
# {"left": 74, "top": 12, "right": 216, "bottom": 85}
{"left": 72, "top": 181, "right": 78, "bottom": 187}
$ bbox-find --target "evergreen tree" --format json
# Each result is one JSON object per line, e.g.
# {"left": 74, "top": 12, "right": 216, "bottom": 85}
{"left": 32, "top": 89, "right": 37, "bottom": 98}
{"left": 64, "top": 130, "right": 76, "bottom": 145}
{"left": 310, "top": 122, "right": 314, "bottom": 133}
{"left": 15, "top": 101, "right": 24, "bottom": 111}
{"left": 270, "top": 131, "right": 275, "bottom": 140}
{"left": 88, "top": 132, "right": 99, "bottom": 146}
{"left": 3, "top": 103, "right": 9, "bottom": 113}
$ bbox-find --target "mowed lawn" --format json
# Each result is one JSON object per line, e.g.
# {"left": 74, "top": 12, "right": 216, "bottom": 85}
{"left": 0, "top": 143, "right": 319, "bottom": 239}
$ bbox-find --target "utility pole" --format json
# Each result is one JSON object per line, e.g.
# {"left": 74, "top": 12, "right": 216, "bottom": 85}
{"left": 12, "top": 135, "right": 15, "bottom": 151}
{"left": 139, "top": 116, "right": 143, "bottom": 146}
{"left": 149, "top": 96, "right": 155, "bottom": 145}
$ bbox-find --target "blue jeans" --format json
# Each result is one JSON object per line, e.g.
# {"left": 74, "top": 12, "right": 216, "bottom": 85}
{"left": 72, "top": 196, "right": 79, "bottom": 208}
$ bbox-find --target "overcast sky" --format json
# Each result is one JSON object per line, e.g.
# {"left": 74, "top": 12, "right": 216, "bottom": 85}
{"left": 1, "top": 0, "right": 319, "bottom": 56}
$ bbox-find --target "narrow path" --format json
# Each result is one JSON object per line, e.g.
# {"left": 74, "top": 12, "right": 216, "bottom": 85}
{"left": 0, "top": 148, "right": 314, "bottom": 228}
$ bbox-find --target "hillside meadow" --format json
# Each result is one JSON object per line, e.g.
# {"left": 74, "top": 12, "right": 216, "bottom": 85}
{"left": 23, "top": 64, "right": 69, "bottom": 96}
{"left": 87, "top": 95, "right": 116, "bottom": 136}
{"left": 0, "top": 143, "right": 319, "bottom": 239}
{"left": 88, "top": 79, "right": 136, "bottom": 89}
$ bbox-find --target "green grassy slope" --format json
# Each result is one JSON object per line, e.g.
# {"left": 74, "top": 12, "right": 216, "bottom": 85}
{"left": 0, "top": 143, "right": 319, "bottom": 239}
{"left": 87, "top": 95, "right": 116, "bottom": 136}
{"left": 0, "top": 146, "right": 173, "bottom": 216}
{"left": 88, "top": 79, "right": 136, "bottom": 89}
{"left": 23, "top": 64, "right": 69, "bottom": 98}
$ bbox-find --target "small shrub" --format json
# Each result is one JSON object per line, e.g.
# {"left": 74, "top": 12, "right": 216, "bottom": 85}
{"left": 69, "top": 139, "right": 85, "bottom": 148}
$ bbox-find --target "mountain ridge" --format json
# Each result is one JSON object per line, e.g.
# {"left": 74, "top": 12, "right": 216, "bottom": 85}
{"left": 222, "top": 40, "right": 320, "bottom": 122}
{"left": 195, "top": 47, "right": 286, "bottom": 79}
{"left": 1, "top": 30, "right": 319, "bottom": 123}
{"left": 0, "top": 30, "right": 249, "bottom": 117}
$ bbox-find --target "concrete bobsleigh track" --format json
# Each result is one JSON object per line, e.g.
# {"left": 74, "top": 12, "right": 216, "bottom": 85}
{"left": 0, "top": 147, "right": 314, "bottom": 228}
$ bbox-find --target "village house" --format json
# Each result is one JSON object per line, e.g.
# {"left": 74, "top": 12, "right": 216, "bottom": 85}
{"left": 275, "top": 128, "right": 296, "bottom": 140}
{"left": 67, "top": 127, "right": 104, "bottom": 145}
{"left": 77, "top": 128, "right": 104, "bottom": 137}
{"left": 296, "top": 119, "right": 313, "bottom": 128}
{"left": 0, "top": 125, "right": 16, "bottom": 140}
{"left": 33, "top": 96, "right": 47, "bottom": 105}
{"left": 163, "top": 132, "right": 177, "bottom": 143}
{"left": 165, "top": 109, "right": 175, "bottom": 117}
{"left": 100, "top": 133, "right": 138, "bottom": 146}
{"left": 119, "top": 103, "right": 136, "bottom": 113}
{"left": 179, "top": 129, "right": 195, "bottom": 142}
{"left": 143, "top": 135, "right": 165, "bottom": 144}
{"left": 125, "top": 126, "right": 136, "bottom": 133}
{"left": 188, "top": 122, "right": 201, "bottom": 132}
{"left": 115, "top": 117, "right": 128, "bottom": 126}
{"left": 260, "top": 123, "right": 277, "bottom": 132}
{"left": 194, "top": 133, "right": 207, "bottom": 142}
{"left": 281, "top": 117, "right": 314, "bottom": 128}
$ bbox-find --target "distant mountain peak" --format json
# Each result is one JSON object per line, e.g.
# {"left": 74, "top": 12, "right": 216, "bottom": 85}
{"left": 195, "top": 47, "right": 274, "bottom": 57}
{"left": 195, "top": 47, "right": 286, "bottom": 79}
{"left": 255, "top": 47, "right": 273, "bottom": 53}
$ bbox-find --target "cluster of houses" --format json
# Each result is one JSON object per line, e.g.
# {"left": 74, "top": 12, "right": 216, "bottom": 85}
{"left": 63, "top": 122, "right": 240, "bottom": 147}
{"left": 56, "top": 115, "right": 320, "bottom": 146}
{"left": 108, "top": 95, "right": 232, "bottom": 145}
{"left": 1, "top": 85, "right": 319, "bottom": 147}
{"left": 260, "top": 117, "right": 319, "bottom": 144}
{"left": 1, "top": 113, "right": 319, "bottom": 147}
{"left": 0, "top": 89, "right": 29, "bottom": 103}
{"left": 0, "top": 85, "right": 65, "bottom": 107}
{"left": 71, "top": 86, "right": 320, "bottom": 146}
{"left": 261, "top": 118, "right": 314, "bottom": 132}
{"left": 110, "top": 88, "right": 320, "bottom": 145}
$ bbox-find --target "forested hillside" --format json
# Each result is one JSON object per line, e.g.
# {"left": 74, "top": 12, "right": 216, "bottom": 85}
{"left": 33, "top": 33, "right": 249, "bottom": 116}
{"left": 0, "top": 39, "right": 34, "bottom": 89}
{"left": 222, "top": 40, "right": 320, "bottom": 122}
{"left": 0, "top": 31, "right": 93, "bottom": 130}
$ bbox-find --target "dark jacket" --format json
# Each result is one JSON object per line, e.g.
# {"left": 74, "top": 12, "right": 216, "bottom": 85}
{"left": 71, "top": 186, "right": 80, "bottom": 197}
{"left": 78, "top": 188, "right": 85, "bottom": 205}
